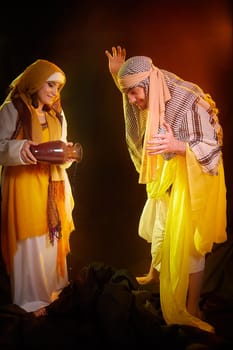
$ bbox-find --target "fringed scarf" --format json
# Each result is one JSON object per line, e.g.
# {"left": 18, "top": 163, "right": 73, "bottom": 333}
{"left": 9, "top": 60, "right": 67, "bottom": 246}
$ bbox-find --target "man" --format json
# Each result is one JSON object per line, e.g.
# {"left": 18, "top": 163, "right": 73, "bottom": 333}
{"left": 105, "top": 46, "right": 227, "bottom": 333}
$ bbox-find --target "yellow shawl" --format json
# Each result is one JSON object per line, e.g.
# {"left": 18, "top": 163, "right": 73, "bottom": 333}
{"left": 146, "top": 146, "right": 227, "bottom": 332}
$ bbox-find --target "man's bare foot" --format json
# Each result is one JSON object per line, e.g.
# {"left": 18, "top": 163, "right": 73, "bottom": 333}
{"left": 33, "top": 307, "right": 47, "bottom": 317}
{"left": 136, "top": 263, "right": 160, "bottom": 285}
{"left": 136, "top": 275, "right": 157, "bottom": 284}
{"left": 136, "top": 271, "right": 160, "bottom": 285}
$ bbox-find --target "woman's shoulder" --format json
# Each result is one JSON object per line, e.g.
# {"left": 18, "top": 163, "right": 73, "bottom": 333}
{"left": 0, "top": 100, "right": 18, "bottom": 130}
{"left": 0, "top": 100, "right": 17, "bottom": 114}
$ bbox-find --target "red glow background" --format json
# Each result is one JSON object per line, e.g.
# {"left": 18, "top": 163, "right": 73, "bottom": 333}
{"left": 0, "top": 0, "right": 232, "bottom": 277}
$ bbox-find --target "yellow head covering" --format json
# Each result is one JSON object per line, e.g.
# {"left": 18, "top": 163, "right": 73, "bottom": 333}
{"left": 4, "top": 59, "right": 66, "bottom": 143}
{"left": 7, "top": 59, "right": 66, "bottom": 104}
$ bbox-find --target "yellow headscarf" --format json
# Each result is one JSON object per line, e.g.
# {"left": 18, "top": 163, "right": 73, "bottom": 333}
{"left": 7, "top": 59, "right": 66, "bottom": 102}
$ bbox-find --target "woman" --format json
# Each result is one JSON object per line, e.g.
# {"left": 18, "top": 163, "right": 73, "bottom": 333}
{"left": 0, "top": 59, "right": 75, "bottom": 316}
{"left": 105, "top": 46, "right": 227, "bottom": 333}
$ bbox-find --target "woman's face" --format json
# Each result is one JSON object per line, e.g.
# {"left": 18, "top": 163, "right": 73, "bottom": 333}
{"left": 37, "top": 81, "right": 62, "bottom": 106}
{"left": 127, "top": 86, "right": 148, "bottom": 110}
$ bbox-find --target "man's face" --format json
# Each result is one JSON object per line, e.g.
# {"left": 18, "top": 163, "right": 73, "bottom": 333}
{"left": 127, "top": 86, "right": 148, "bottom": 110}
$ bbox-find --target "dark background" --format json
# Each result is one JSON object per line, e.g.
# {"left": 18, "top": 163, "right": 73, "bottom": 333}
{"left": 0, "top": 0, "right": 232, "bottom": 280}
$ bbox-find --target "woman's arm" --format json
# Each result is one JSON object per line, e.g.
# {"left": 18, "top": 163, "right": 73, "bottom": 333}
{"left": 0, "top": 101, "right": 27, "bottom": 166}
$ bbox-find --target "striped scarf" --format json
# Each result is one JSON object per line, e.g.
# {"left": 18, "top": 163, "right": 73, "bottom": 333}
{"left": 117, "top": 56, "right": 222, "bottom": 182}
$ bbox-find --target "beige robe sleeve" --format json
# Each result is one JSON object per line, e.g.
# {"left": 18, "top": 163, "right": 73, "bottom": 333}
{"left": 0, "top": 101, "right": 26, "bottom": 166}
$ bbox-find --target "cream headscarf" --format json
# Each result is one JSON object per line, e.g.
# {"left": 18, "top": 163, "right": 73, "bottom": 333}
{"left": 117, "top": 56, "right": 171, "bottom": 184}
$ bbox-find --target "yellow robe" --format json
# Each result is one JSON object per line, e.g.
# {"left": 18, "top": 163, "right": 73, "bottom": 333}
{"left": 142, "top": 146, "right": 227, "bottom": 332}
{"left": 1, "top": 112, "right": 74, "bottom": 277}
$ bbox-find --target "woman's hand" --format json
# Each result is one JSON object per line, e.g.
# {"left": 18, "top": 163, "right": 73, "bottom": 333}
{"left": 20, "top": 140, "right": 38, "bottom": 164}
{"left": 146, "top": 122, "right": 186, "bottom": 155}
{"left": 105, "top": 46, "right": 126, "bottom": 75}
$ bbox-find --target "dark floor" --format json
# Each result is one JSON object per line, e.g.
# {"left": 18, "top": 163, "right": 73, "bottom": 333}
{"left": 0, "top": 244, "right": 233, "bottom": 350}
